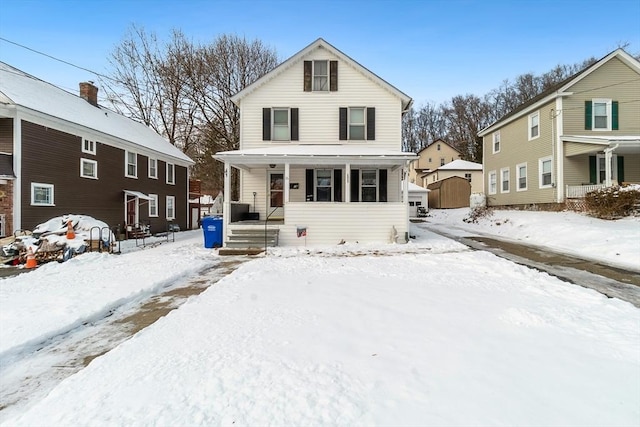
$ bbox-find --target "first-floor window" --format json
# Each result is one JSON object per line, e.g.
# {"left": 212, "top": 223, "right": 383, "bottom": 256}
{"left": 166, "top": 195, "right": 175, "bottom": 220}
{"left": 488, "top": 171, "right": 497, "bottom": 195}
{"left": 517, "top": 163, "right": 527, "bottom": 191}
{"left": 80, "top": 158, "right": 98, "bottom": 179}
{"left": 316, "top": 169, "right": 333, "bottom": 202}
{"left": 539, "top": 157, "right": 552, "bottom": 188}
{"left": 149, "top": 194, "right": 158, "bottom": 217}
{"left": 500, "top": 167, "right": 510, "bottom": 193}
{"left": 361, "top": 169, "right": 377, "bottom": 202}
{"left": 31, "top": 182, "right": 54, "bottom": 206}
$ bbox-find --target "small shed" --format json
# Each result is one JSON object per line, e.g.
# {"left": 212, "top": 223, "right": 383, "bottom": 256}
{"left": 408, "top": 182, "right": 429, "bottom": 216}
{"left": 427, "top": 176, "right": 471, "bottom": 208}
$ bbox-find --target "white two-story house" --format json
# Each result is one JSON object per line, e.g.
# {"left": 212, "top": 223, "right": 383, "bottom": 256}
{"left": 214, "top": 38, "right": 416, "bottom": 247}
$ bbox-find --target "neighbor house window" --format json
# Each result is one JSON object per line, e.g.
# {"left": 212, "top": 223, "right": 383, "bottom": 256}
{"left": 500, "top": 167, "right": 510, "bottom": 193}
{"left": 493, "top": 131, "right": 501, "bottom": 153}
{"left": 80, "top": 158, "right": 98, "bottom": 179}
{"left": 149, "top": 194, "right": 158, "bottom": 217}
{"left": 316, "top": 169, "right": 333, "bottom": 202}
{"left": 517, "top": 162, "right": 527, "bottom": 191}
{"left": 437, "top": 143, "right": 441, "bottom": 151}
{"left": 313, "top": 60, "right": 329, "bottom": 91}
{"left": 361, "top": 169, "right": 377, "bottom": 202}
{"left": 488, "top": 171, "right": 497, "bottom": 195}
{"left": 148, "top": 158, "right": 158, "bottom": 179}
{"left": 82, "top": 138, "right": 96, "bottom": 155}
{"left": 166, "top": 163, "right": 175, "bottom": 185}
{"left": 440, "top": 158, "right": 445, "bottom": 166}
{"left": 125, "top": 151, "right": 137, "bottom": 178}
{"left": 272, "top": 108, "right": 290, "bottom": 141}
{"left": 539, "top": 157, "right": 552, "bottom": 188}
{"left": 593, "top": 99, "right": 611, "bottom": 130}
{"left": 349, "top": 107, "right": 365, "bottom": 140}
{"left": 166, "top": 195, "right": 175, "bottom": 220}
{"left": 529, "top": 111, "right": 540, "bottom": 140}
{"left": 31, "top": 182, "right": 54, "bottom": 206}
{"left": 465, "top": 173, "right": 472, "bottom": 182}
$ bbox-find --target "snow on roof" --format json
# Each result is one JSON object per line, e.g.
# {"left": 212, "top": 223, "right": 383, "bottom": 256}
{"left": 438, "top": 159, "right": 482, "bottom": 171}
{"left": 0, "top": 62, "right": 193, "bottom": 165}
{"left": 215, "top": 145, "right": 416, "bottom": 158}
{"left": 408, "top": 182, "right": 429, "bottom": 193}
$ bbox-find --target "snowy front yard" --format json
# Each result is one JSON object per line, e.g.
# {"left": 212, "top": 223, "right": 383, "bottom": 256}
{"left": 1, "top": 210, "right": 639, "bottom": 426}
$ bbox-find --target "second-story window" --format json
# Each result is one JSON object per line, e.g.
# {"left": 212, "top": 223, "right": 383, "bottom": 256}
{"left": 149, "top": 158, "right": 158, "bottom": 179}
{"left": 492, "top": 131, "right": 501, "bottom": 154}
{"left": 263, "top": 108, "right": 299, "bottom": 141}
{"left": 80, "top": 158, "right": 98, "bottom": 179}
{"left": 82, "top": 138, "right": 96, "bottom": 155}
{"left": 166, "top": 163, "right": 175, "bottom": 185}
{"left": 529, "top": 111, "right": 540, "bottom": 140}
{"left": 586, "top": 99, "right": 618, "bottom": 131}
{"left": 339, "top": 107, "right": 375, "bottom": 141}
{"left": 273, "top": 109, "right": 290, "bottom": 141}
{"left": 125, "top": 151, "right": 137, "bottom": 178}
{"left": 349, "top": 107, "right": 365, "bottom": 140}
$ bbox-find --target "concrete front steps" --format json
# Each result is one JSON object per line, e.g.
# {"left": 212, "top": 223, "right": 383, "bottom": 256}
{"left": 225, "top": 228, "right": 280, "bottom": 249}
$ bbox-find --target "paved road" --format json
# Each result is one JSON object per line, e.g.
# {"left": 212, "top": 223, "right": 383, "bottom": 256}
{"left": 421, "top": 224, "right": 640, "bottom": 308}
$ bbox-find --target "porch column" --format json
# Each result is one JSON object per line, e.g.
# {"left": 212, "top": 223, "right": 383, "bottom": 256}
{"left": 223, "top": 162, "right": 231, "bottom": 243}
{"left": 345, "top": 163, "right": 351, "bottom": 203}
{"left": 284, "top": 163, "right": 290, "bottom": 203}
{"left": 403, "top": 162, "right": 410, "bottom": 243}
{"left": 604, "top": 144, "right": 618, "bottom": 187}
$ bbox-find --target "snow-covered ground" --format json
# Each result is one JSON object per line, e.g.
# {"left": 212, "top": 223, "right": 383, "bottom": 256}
{"left": 1, "top": 209, "right": 639, "bottom": 426}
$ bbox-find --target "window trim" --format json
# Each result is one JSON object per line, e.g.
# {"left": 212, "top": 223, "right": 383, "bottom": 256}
{"left": 315, "top": 169, "right": 333, "bottom": 202}
{"left": 488, "top": 170, "right": 497, "bottom": 195}
{"left": 166, "top": 195, "right": 175, "bottom": 220}
{"left": 360, "top": 169, "right": 378, "bottom": 202}
{"left": 82, "top": 138, "right": 96, "bottom": 155}
{"left": 148, "top": 158, "right": 158, "bottom": 179}
{"left": 538, "top": 156, "right": 553, "bottom": 189}
{"left": 348, "top": 107, "right": 366, "bottom": 140}
{"left": 125, "top": 150, "right": 138, "bottom": 178}
{"left": 492, "top": 131, "right": 501, "bottom": 154}
{"left": 516, "top": 162, "right": 528, "bottom": 192}
{"left": 272, "top": 108, "right": 290, "bottom": 141}
{"left": 149, "top": 194, "right": 158, "bottom": 217}
{"left": 592, "top": 98, "right": 612, "bottom": 131}
{"left": 166, "top": 162, "right": 175, "bottom": 185}
{"left": 500, "top": 167, "right": 510, "bottom": 193}
{"left": 80, "top": 158, "right": 98, "bottom": 179}
{"left": 528, "top": 111, "right": 540, "bottom": 140}
{"left": 31, "top": 182, "right": 55, "bottom": 206}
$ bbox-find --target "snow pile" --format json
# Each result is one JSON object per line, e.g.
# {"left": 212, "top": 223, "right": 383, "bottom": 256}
{"left": 32, "top": 214, "right": 114, "bottom": 250}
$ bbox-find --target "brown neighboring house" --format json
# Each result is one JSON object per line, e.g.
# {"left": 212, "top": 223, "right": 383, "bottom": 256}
{"left": 0, "top": 62, "right": 194, "bottom": 237}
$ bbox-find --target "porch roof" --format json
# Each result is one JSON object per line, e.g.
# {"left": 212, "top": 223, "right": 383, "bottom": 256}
{"left": 214, "top": 145, "right": 417, "bottom": 169}
{"left": 562, "top": 135, "right": 640, "bottom": 154}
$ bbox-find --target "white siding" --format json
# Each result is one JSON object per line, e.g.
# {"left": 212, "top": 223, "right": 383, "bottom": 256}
{"left": 238, "top": 47, "right": 403, "bottom": 151}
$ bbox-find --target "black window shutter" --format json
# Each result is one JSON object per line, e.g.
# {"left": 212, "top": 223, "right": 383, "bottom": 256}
{"left": 339, "top": 107, "right": 347, "bottom": 140}
{"left": 305, "top": 169, "right": 314, "bottom": 201}
{"left": 366, "top": 107, "right": 376, "bottom": 140}
{"left": 262, "top": 108, "right": 271, "bottom": 141}
{"left": 378, "top": 169, "right": 387, "bottom": 202}
{"left": 585, "top": 101, "right": 592, "bottom": 130}
{"left": 303, "top": 61, "right": 312, "bottom": 92}
{"left": 617, "top": 156, "right": 624, "bottom": 183}
{"left": 330, "top": 60, "right": 338, "bottom": 92}
{"left": 350, "top": 169, "right": 359, "bottom": 202}
{"left": 612, "top": 101, "right": 619, "bottom": 130}
{"left": 589, "top": 156, "right": 597, "bottom": 184}
{"left": 333, "top": 169, "right": 342, "bottom": 202}
{"left": 291, "top": 108, "right": 299, "bottom": 141}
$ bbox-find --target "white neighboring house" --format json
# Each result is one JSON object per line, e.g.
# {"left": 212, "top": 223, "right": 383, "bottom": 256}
{"left": 214, "top": 38, "right": 417, "bottom": 247}
{"left": 423, "top": 159, "right": 483, "bottom": 193}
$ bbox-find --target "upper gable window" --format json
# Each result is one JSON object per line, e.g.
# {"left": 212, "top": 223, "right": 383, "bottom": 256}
{"left": 586, "top": 99, "right": 618, "bottom": 131}
{"left": 82, "top": 138, "right": 96, "bottom": 155}
{"left": 528, "top": 111, "right": 540, "bottom": 140}
{"left": 304, "top": 60, "right": 337, "bottom": 92}
{"left": 437, "top": 143, "right": 441, "bottom": 151}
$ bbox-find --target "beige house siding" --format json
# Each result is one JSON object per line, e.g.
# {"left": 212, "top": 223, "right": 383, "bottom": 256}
{"left": 238, "top": 47, "right": 402, "bottom": 151}
{"left": 563, "top": 57, "right": 640, "bottom": 136}
{"left": 409, "top": 141, "right": 461, "bottom": 184}
{"left": 483, "top": 100, "right": 557, "bottom": 206}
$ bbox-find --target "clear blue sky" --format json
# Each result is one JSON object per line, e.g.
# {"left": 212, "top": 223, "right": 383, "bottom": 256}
{"left": 1, "top": 0, "right": 639, "bottom": 107}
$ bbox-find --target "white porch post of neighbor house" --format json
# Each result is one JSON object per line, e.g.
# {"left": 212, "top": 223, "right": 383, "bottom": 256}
{"left": 223, "top": 162, "right": 231, "bottom": 238}
{"left": 604, "top": 144, "right": 618, "bottom": 187}
{"left": 284, "top": 163, "right": 290, "bottom": 203}
{"left": 403, "top": 162, "right": 410, "bottom": 242}
{"left": 345, "top": 163, "right": 351, "bottom": 203}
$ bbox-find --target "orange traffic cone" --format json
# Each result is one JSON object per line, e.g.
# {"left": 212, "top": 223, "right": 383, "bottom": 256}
{"left": 66, "top": 220, "right": 75, "bottom": 240}
{"left": 25, "top": 247, "right": 37, "bottom": 269}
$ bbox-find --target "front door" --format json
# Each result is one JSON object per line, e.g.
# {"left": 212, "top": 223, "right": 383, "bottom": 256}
{"left": 269, "top": 172, "right": 284, "bottom": 219}
{"left": 126, "top": 195, "right": 138, "bottom": 228}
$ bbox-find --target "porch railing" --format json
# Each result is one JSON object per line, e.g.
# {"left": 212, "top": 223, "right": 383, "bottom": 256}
{"left": 566, "top": 184, "right": 604, "bottom": 199}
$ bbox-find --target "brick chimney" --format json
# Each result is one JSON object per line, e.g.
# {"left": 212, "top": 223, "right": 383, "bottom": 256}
{"left": 79, "top": 81, "right": 99, "bottom": 106}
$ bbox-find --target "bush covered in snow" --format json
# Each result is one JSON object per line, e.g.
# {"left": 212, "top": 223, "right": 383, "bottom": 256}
{"left": 585, "top": 184, "right": 640, "bottom": 219}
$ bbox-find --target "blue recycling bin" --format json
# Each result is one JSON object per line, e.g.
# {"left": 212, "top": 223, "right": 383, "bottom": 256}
{"left": 201, "top": 216, "right": 223, "bottom": 248}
